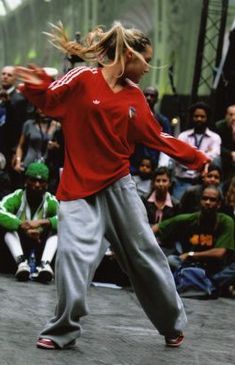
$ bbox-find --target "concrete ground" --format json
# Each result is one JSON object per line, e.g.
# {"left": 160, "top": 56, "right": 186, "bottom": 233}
{"left": 0, "top": 274, "right": 234, "bottom": 365}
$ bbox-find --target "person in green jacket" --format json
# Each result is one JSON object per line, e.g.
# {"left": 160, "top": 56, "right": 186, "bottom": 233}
{"left": 0, "top": 161, "right": 58, "bottom": 282}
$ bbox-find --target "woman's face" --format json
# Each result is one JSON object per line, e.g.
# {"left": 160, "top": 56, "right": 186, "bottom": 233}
{"left": 153, "top": 173, "right": 171, "bottom": 194}
{"left": 124, "top": 45, "right": 153, "bottom": 84}
{"left": 139, "top": 158, "right": 153, "bottom": 175}
{"left": 203, "top": 170, "right": 221, "bottom": 186}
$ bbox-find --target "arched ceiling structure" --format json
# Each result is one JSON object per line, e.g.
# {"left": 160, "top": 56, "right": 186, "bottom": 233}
{"left": 0, "top": 0, "right": 25, "bottom": 16}
{"left": 0, "top": 0, "right": 234, "bottom": 98}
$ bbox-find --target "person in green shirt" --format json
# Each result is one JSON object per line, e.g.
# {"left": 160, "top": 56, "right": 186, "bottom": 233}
{"left": 154, "top": 185, "right": 235, "bottom": 294}
{"left": 0, "top": 161, "right": 58, "bottom": 282}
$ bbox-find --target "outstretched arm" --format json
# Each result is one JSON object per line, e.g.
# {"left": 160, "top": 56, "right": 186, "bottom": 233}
{"left": 131, "top": 99, "right": 210, "bottom": 172}
{"left": 14, "top": 65, "right": 69, "bottom": 119}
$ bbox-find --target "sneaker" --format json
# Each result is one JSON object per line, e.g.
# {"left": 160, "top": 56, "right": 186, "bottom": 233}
{"left": 15, "top": 261, "right": 30, "bottom": 281}
{"left": 37, "top": 338, "right": 57, "bottom": 349}
{"left": 228, "top": 285, "right": 235, "bottom": 298}
{"left": 165, "top": 333, "right": 184, "bottom": 347}
{"left": 220, "top": 284, "right": 235, "bottom": 298}
{"left": 35, "top": 262, "right": 54, "bottom": 283}
{"left": 36, "top": 338, "right": 76, "bottom": 350}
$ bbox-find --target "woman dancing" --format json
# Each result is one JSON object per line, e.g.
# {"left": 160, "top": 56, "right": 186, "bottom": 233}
{"left": 15, "top": 21, "right": 209, "bottom": 350}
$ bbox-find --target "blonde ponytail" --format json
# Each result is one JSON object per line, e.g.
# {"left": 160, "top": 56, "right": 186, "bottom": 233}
{"left": 45, "top": 21, "right": 151, "bottom": 72}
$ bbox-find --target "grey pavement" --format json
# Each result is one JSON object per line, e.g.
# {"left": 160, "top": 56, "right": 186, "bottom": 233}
{"left": 0, "top": 274, "right": 234, "bottom": 365}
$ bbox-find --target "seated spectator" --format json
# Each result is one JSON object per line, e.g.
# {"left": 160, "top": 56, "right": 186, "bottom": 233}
{"left": 130, "top": 86, "right": 172, "bottom": 174}
{"left": 173, "top": 102, "right": 221, "bottom": 200}
{"left": 132, "top": 156, "right": 154, "bottom": 198}
{"left": 215, "top": 104, "right": 235, "bottom": 182}
{"left": 144, "top": 166, "right": 179, "bottom": 225}
{"left": 0, "top": 152, "right": 12, "bottom": 199}
{"left": 154, "top": 185, "right": 235, "bottom": 297}
{"left": 180, "top": 163, "right": 222, "bottom": 213}
{"left": 0, "top": 162, "right": 58, "bottom": 283}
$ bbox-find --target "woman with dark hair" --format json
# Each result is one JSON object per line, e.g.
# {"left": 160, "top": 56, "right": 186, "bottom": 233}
{"left": 15, "top": 21, "right": 209, "bottom": 351}
{"left": 13, "top": 108, "right": 58, "bottom": 174}
{"left": 144, "top": 166, "right": 180, "bottom": 226}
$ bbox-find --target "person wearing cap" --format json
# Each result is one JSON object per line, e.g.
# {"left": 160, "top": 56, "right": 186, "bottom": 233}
{"left": 0, "top": 162, "right": 58, "bottom": 282}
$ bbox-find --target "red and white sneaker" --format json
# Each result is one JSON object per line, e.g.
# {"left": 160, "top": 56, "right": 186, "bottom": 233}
{"left": 165, "top": 333, "right": 184, "bottom": 347}
{"left": 36, "top": 338, "right": 57, "bottom": 349}
{"left": 36, "top": 337, "right": 76, "bottom": 350}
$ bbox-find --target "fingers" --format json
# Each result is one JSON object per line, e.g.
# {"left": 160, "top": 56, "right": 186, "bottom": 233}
{"left": 201, "top": 162, "right": 210, "bottom": 177}
{"left": 14, "top": 67, "right": 33, "bottom": 82}
{"left": 15, "top": 66, "right": 32, "bottom": 75}
{"left": 28, "top": 64, "right": 38, "bottom": 70}
{"left": 14, "top": 66, "right": 43, "bottom": 85}
{"left": 28, "top": 64, "right": 45, "bottom": 77}
{"left": 204, "top": 162, "right": 209, "bottom": 174}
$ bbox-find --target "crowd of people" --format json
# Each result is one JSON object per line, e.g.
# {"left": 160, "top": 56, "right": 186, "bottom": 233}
{"left": 0, "top": 65, "right": 61, "bottom": 283}
{"left": 131, "top": 98, "right": 235, "bottom": 298}
{"left": 0, "top": 21, "right": 234, "bottom": 351}
{"left": 0, "top": 61, "right": 234, "bottom": 293}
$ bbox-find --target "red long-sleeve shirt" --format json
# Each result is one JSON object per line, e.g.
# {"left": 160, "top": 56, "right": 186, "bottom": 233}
{"left": 21, "top": 66, "right": 208, "bottom": 200}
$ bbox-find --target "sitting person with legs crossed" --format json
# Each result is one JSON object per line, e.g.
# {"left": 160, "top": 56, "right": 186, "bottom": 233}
{"left": 0, "top": 162, "right": 58, "bottom": 282}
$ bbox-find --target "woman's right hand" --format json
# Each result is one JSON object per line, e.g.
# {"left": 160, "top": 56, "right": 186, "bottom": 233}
{"left": 12, "top": 155, "right": 24, "bottom": 173}
{"left": 13, "top": 162, "right": 24, "bottom": 173}
{"left": 14, "top": 65, "right": 44, "bottom": 86}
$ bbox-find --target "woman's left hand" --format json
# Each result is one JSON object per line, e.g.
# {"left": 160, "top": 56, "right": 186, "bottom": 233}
{"left": 14, "top": 66, "right": 44, "bottom": 86}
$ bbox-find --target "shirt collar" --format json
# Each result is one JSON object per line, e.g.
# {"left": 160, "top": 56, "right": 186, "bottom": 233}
{"left": 148, "top": 191, "right": 173, "bottom": 208}
{"left": 188, "top": 127, "right": 210, "bottom": 137}
{"left": 6, "top": 86, "right": 15, "bottom": 95}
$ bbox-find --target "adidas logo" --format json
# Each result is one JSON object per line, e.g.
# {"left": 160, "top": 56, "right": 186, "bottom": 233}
{"left": 93, "top": 99, "right": 100, "bottom": 104}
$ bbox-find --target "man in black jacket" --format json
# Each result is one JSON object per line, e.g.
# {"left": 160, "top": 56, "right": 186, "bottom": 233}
{"left": 0, "top": 65, "right": 32, "bottom": 163}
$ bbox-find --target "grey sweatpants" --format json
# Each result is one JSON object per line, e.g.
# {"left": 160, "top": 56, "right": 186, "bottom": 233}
{"left": 39, "top": 175, "right": 187, "bottom": 348}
